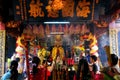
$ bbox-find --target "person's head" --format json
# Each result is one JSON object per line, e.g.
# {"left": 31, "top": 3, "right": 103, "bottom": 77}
{"left": 32, "top": 56, "right": 40, "bottom": 67}
{"left": 9, "top": 60, "right": 18, "bottom": 80}
{"left": 110, "top": 54, "right": 118, "bottom": 66}
{"left": 15, "top": 57, "right": 20, "bottom": 62}
{"left": 90, "top": 55, "right": 97, "bottom": 63}
{"left": 32, "top": 56, "right": 40, "bottom": 75}
{"left": 80, "top": 52, "right": 85, "bottom": 59}
{"left": 10, "top": 60, "right": 18, "bottom": 70}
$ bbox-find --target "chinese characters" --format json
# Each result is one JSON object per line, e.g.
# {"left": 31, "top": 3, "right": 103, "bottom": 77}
{"left": 29, "top": 0, "right": 44, "bottom": 18}
{"left": 76, "top": 0, "right": 91, "bottom": 17}
{"left": 62, "top": 0, "right": 74, "bottom": 17}
{"left": 28, "top": 0, "right": 92, "bottom": 18}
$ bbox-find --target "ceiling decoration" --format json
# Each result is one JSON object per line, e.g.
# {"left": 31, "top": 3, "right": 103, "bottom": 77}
{"left": 93, "top": 20, "right": 108, "bottom": 28}
{"left": 6, "top": 21, "right": 21, "bottom": 28}
{"left": 93, "top": 12, "right": 120, "bottom": 28}
{"left": 103, "top": 0, "right": 120, "bottom": 15}
{"left": 0, "top": 0, "right": 120, "bottom": 28}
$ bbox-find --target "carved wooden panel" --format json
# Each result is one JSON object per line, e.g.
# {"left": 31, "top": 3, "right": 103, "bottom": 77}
{"left": 109, "top": 29, "right": 118, "bottom": 55}
{"left": 0, "top": 30, "right": 5, "bottom": 77}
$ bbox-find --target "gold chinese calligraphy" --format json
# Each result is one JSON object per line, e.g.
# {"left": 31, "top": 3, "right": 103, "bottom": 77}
{"left": 29, "top": 0, "right": 44, "bottom": 18}
{"left": 62, "top": 0, "right": 74, "bottom": 17}
{"left": 28, "top": 0, "right": 92, "bottom": 18}
{"left": 76, "top": 0, "right": 91, "bottom": 17}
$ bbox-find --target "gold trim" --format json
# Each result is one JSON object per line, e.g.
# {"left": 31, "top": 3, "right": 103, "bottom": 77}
{"left": 0, "top": 30, "right": 5, "bottom": 76}
{"left": 23, "top": 0, "right": 27, "bottom": 20}
{"left": 19, "top": 0, "right": 24, "bottom": 20}
{"left": 109, "top": 28, "right": 118, "bottom": 55}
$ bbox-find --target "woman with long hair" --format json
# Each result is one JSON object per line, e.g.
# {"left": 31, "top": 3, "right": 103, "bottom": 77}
{"left": 30, "top": 56, "right": 55, "bottom": 80}
{"left": 30, "top": 56, "right": 41, "bottom": 80}
{"left": 1, "top": 60, "right": 18, "bottom": 80}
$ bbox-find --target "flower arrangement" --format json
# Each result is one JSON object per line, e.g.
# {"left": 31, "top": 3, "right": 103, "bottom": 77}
{"left": 74, "top": 46, "right": 85, "bottom": 56}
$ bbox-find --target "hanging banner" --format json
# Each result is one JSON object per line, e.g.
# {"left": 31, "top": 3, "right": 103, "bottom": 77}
{"left": 13, "top": 0, "right": 95, "bottom": 22}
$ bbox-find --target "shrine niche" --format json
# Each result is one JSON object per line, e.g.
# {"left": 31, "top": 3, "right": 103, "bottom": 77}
{"left": 20, "top": 24, "right": 96, "bottom": 60}
{"left": 21, "top": 24, "right": 91, "bottom": 45}
{"left": 14, "top": 23, "right": 101, "bottom": 80}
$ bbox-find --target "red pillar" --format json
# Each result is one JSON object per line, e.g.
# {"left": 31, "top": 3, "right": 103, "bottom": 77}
{"left": 0, "top": 22, "right": 5, "bottom": 30}
{"left": 26, "top": 41, "right": 30, "bottom": 80}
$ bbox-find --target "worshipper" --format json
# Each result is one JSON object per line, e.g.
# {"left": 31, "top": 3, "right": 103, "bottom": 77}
{"left": 102, "top": 54, "right": 120, "bottom": 80}
{"left": 90, "top": 55, "right": 100, "bottom": 74}
{"left": 89, "top": 55, "right": 104, "bottom": 80}
{"left": 30, "top": 56, "right": 55, "bottom": 80}
{"left": 76, "top": 52, "right": 91, "bottom": 80}
{"left": 30, "top": 56, "right": 41, "bottom": 80}
{"left": 1, "top": 60, "right": 18, "bottom": 80}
